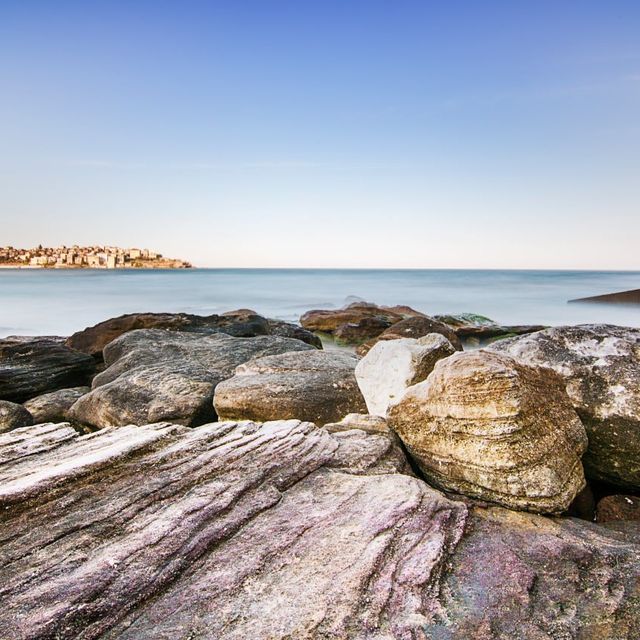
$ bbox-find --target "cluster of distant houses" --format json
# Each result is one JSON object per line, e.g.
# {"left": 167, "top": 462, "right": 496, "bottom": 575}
{"left": 0, "top": 245, "right": 164, "bottom": 268}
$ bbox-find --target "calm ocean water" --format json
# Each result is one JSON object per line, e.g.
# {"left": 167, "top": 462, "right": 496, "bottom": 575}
{"left": 1, "top": 268, "right": 638, "bottom": 338}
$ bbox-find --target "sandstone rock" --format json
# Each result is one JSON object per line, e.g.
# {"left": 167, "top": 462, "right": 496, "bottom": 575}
{"left": 69, "top": 330, "right": 314, "bottom": 428}
{"left": 596, "top": 495, "right": 640, "bottom": 523}
{"left": 355, "top": 334, "right": 456, "bottom": 416}
{"left": 388, "top": 350, "right": 588, "bottom": 513}
{"left": 214, "top": 350, "right": 366, "bottom": 425}
{"left": 356, "top": 315, "right": 463, "bottom": 354}
{"left": 434, "top": 313, "right": 546, "bottom": 345}
{"left": 490, "top": 324, "right": 640, "bottom": 490}
{"left": 66, "top": 311, "right": 321, "bottom": 357}
{"left": 0, "top": 400, "right": 33, "bottom": 433}
{"left": 324, "top": 412, "right": 391, "bottom": 435}
{"left": 0, "top": 338, "right": 96, "bottom": 403}
{"left": 333, "top": 316, "right": 392, "bottom": 344}
{"left": 1, "top": 420, "right": 638, "bottom": 639}
{"left": 23, "top": 386, "right": 90, "bottom": 423}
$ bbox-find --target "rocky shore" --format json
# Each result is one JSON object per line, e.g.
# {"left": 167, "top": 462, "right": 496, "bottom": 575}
{"left": 1, "top": 302, "right": 639, "bottom": 638}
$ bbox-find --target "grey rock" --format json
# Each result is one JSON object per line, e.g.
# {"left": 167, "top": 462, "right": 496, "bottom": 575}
{"left": 0, "top": 400, "right": 33, "bottom": 433}
{"left": 23, "top": 386, "right": 90, "bottom": 423}
{"left": 69, "top": 330, "right": 314, "bottom": 428}
{"left": 214, "top": 349, "right": 367, "bottom": 425}
{"left": 0, "top": 338, "right": 96, "bottom": 403}
{"left": 490, "top": 324, "right": 640, "bottom": 489}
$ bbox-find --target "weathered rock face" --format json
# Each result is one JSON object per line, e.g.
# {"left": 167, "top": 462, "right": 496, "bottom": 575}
{"left": 355, "top": 334, "right": 456, "bottom": 417}
{"left": 69, "top": 330, "right": 314, "bottom": 428}
{"left": 333, "top": 316, "right": 393, "bottom": 344}
{"left": 299, "top": 301, "right": 422, "bottom": 334}
{"left": 0, "top": 338, "right": 96, "bottom": 403}
{"left": 356, "top": 315, "right": 463, "bottom": 354}
{"left": 596, "top": 495, "right": 640, "bottom": 523}
{"left": 490, "top": 324, "right": 640, "bottom": 490}
{"left": 1, "top": 421, "right": 638, "bottom": 639}
{"left": 0, "top": 400, "right": 33, "bottom": 433}
{"left": 66, "top": 311, "right": 322, "bottom": 357}
{"left": 388, "top": 350, "right": 588, "bottom": 513}
{"left": 23, "top": 386, "right": 90, "bottom": 424}
{"left": 214, "top": 350, "right": 367, "bottom": 425}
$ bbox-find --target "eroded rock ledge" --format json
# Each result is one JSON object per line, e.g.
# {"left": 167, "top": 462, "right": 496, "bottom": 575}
{"left": 1, "top": 421, "right": 638, "bottom": 639}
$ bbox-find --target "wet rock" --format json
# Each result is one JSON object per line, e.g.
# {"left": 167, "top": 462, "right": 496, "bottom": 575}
{"left": 388, "top": 350, "right": 588, "bottom": 513}
{"left": 66, "top": 311, "right": 321, "bottom": 357}
{"left": 0, "top": 400, "right": 33, "bottom": 433}
{"left": 69, "top": 330, "right": 314, "bottom": 428}
{"left": 596, "top": 495, "right": 640, "bottom": 523}
{"left": 356, "top": 315, "right": 463, "bottom": 354}
{"left": 1, "top": 420, "right": 638, "bottom": 639}
{"left": 0, "top": 338, "right": 96, "bottom": 403}
{"left": 434, "top": 313, "right": 546, "bottom": 345}
{"left": 333, "top": 316, "right": 393, "bottom": 344}
{"left": 490, "top": 324, "right": 640, "bottom": 490}
{"left": 23, "top": 386, "right": 90, "bottom": 423}
{"left": 355, "top": 334, "right": 456, "bottom": 417}
{"left": 214, "top": 350, "right": 366, "bottom": 425}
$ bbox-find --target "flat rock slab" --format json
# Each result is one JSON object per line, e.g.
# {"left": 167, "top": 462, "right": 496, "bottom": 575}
{"left": 0, "top": 421, "right": 639, "bottom": 639}
{"left": 0, "top": 338, "right": 96, "bottom": 403}
{"left": 214, "top": 349, "right": 367, "bottom": 425}
{"left": 490, "top": 324, "right": 640, "bottom": 490}
{"left": 69, "top": 330, "right": 315, "bottom": 428}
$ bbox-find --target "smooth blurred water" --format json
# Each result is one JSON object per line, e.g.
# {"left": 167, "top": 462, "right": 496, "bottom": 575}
{"left": 0, "top": 268, "right": 638, "bottom": 337}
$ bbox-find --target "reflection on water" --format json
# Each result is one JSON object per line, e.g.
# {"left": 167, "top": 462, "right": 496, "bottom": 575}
{"left": 0, "top": 268, "right": 638, "bottom": 337}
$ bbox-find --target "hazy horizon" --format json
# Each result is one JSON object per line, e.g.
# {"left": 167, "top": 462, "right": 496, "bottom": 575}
{"left": 2, "top": 1, "right": 639, "bottom": 269}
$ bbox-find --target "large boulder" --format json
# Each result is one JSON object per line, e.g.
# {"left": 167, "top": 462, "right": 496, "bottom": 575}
{"left": 388, "top": 350, "right": 588, "bottom": 513}
{"left": 0, "top": 400, "right": 33, "bottom": 433}
{"left": 489, "top": 325, "right": 640, "bottom": 490}
{"left": 66, "top": 310, "right": 321, "bottom": 357}
{"left": 69, "top": 330, "right": 314, "bottom": 428}
{"left": 1, "top": 420, "right": 638, "bottom": 639}
{"left": 214, "top": 350, "right": 367, "bottom": 425}
{"left": 356, "top": 315, "right": 463, "bottom": 354}
{"left": 23, "top": 387, "right": 90, "bottom": 424}
{"left": 0, "top": 338, "right": 96, "bottom": 403}
{"left": 355, "top": 334, "right": 456, "bottom": 416}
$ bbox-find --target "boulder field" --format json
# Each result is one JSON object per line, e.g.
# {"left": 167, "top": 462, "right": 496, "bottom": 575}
{"left": 1, "top": 310, "right": 639, "bottom": 638}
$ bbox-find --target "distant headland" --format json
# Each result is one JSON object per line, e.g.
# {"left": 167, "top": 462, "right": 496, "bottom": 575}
{"left": 0, "top": 245, "right": 192, "bottom": 269}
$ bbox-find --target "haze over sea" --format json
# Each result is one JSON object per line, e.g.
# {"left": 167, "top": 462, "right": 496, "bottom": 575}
{"left": 2, "top": 268, "right": 638, "bottom": 338}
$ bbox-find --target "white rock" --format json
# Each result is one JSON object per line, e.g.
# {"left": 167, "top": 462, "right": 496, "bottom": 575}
{"left": 355, "top": 334, "right": 456, "bottom": 417}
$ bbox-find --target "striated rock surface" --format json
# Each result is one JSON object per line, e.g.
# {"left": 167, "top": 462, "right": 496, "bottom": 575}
{"left": 0, "top": 400, "right": 33, "bottom": 433}
{"left": 356, "top": 315, "right": 463, "bottom": 354}
{"left": 1, "top": 421, "right": 639, "bottom": 639}
{"left": 0, "top": 337, "right": 96, "bottom": 403}
{"left": 23, "top": 386, "right": 90, "bottom": 424}
{"left": 214, "top": 349, "right": 366, "bottom": 425}
{"left": 388, "top": 350, "right": 588, "bottom": 513}
{"left": 596, "top": 495, "right": 640, "bottom": 523}
{"left": 356, "top": 334, "right": 456, "bottom": 416}
{"left": 490, "top": 324, "right": 640, "bottom": 489}
{"left": 66, "top": 310, "right": 321, "bottom": 357}
{"left": 69, "top": 330, "right": 314, "bottom": 428}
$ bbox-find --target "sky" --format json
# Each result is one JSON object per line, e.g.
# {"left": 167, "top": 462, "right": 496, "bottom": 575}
{"left": 1, "top": 1, "right": 639, "bottom": 269}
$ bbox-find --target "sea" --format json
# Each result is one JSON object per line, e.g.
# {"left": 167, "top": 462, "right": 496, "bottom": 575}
{"left": 1, "top": 268, "right": 638, "bottom": 338}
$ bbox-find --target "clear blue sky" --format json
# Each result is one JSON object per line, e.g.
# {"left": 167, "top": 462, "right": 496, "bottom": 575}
{"left": 1, "top": 1, "right": 639, "bottom": 268}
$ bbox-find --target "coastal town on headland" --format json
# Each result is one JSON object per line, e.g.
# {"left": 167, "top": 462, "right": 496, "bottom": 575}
{"left": 0, "top": 245, "right": 192, "bottom": 269}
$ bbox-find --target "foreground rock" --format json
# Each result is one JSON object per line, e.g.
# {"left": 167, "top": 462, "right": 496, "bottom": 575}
{"left": 66, "top": 310, "right": 321, "bottom": 357}
{"left": 1, "top": 421, "right": 638, "bottom": 639}
{"left": 355, "top": 334, "right": 456, "bottom": 416}
{"left": 23, "top": 386, "right": 90, "bottom": 423}
{"left": 0, "top": 400, "right": 33, "bottom": 433}
{"left": 0, "top": 338, "right": 96, "bottom": 403}
{"left": 214, "top": 350, "right": 366, "bottom": 425}
{"left": 490, "top": 325, "right": 640, "bottom": 490}
{"left": 69, "top": 330, "right": 314, "bottom": 428}
{"left": 356, "top": 316, "right": 463, "bottom": 354}
{"left": 388, "top": 350, "right": 588, "bottom": 513}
